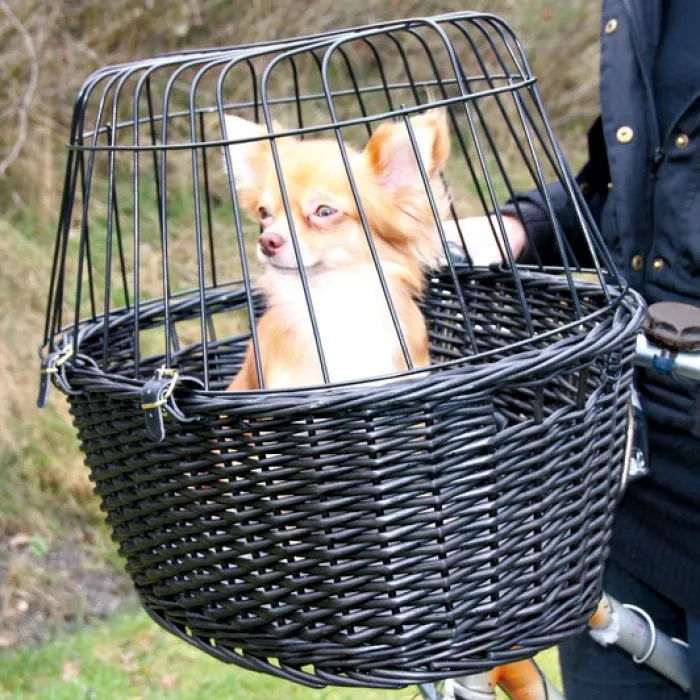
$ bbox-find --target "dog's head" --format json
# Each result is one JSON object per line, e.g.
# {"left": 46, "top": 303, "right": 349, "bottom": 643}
{"left": 223, "top": 110, "right": 450, "bottom": 276}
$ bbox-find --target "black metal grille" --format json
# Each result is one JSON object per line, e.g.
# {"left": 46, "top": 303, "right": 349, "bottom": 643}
{"left": 39, "top": 11, "right": 646, "bottom": 689}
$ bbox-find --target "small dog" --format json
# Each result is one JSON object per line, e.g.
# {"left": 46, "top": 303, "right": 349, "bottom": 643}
{"left": 224, "top": 110, "right": 450, "bottom": 390}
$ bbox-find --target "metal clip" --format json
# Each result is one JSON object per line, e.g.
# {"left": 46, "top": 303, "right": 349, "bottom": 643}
{"left": 623, "top": 604, "right": 658, "bottom": 664}
{"left": 599, "top": 350, "right": 622, "bottom": 390}
{"left": 140, "top": 365, "right": 180, "bottom": 442}
{"left": 38, "top": 344, "right": 74, "bottom": 408}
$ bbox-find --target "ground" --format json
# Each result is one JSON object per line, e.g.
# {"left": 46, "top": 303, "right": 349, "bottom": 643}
{"left": 0, "top": 533, "right": 134, "bottom": 650}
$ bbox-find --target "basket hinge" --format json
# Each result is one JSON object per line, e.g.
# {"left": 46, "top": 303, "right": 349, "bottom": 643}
{"left": 140, "top": 366, "right": 181, "bottom": 443}
{"left": 37, "top": 344, "right": 74, "bottom": 409}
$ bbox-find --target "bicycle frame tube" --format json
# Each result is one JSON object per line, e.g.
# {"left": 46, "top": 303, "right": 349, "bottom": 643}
{"left": 588, "top": 593, "right": 692, "bottom": 693}
{"left": 444, "top": 660, "right": 564, "bottom": 699}
{"left": 420, "top": 592, "right": 692, "bottom": 699}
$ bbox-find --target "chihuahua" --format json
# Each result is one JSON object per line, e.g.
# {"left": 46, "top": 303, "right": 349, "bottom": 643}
{"left": 223, "top": 110, "right": 450, "bottom": 390}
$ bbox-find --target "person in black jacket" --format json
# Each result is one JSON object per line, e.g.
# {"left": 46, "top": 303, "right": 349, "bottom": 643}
{"left": 459, "top": 1, "right": 700, "bottom": 697}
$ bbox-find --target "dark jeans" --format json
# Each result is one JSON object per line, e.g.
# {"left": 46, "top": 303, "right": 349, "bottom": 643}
{"left": 560, "top": 559, "right": 700, "bottom": 699}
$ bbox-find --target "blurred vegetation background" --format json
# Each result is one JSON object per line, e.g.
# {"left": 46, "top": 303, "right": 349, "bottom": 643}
{"left": 0, "top": 0, "right": 600, "bottom": 693}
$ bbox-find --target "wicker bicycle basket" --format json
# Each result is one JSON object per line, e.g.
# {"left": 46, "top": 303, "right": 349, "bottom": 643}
{"left": 39, "top": 13, "right": 645, "bottom": 689}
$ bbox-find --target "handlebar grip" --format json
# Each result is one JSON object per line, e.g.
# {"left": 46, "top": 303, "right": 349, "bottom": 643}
{"left": 635, "top": 301, "right": 700, "bottom": 382}
{"left": 635, "top": 334, "right": 700, "bottom": 382}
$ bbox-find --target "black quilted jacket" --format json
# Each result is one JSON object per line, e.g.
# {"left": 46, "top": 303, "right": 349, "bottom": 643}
{"left": 505, "top": 0, "right": 700, "bottom": 614}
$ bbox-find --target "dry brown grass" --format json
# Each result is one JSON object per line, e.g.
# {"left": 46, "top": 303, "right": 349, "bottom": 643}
{"left": 0, "top": 0, "right": 602, "bottom": 538}
{"left": 1, "top": 0, "right": 600, "bottom": 206}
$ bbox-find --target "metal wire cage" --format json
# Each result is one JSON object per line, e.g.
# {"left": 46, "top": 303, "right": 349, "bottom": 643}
{"left": 39, "top": 12, "right": 645, "bottom": 689}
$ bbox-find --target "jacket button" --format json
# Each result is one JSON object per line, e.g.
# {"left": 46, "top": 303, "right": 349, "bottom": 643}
{"left": 605, "top": 18, "right": 618, "bottom": 34}
{"left": 652, "top": 257, "right": 665, "bottom": 272}
{"left": 675, "top": 133, "right": 690, "bottom": 149}
{"left": 631, "top": 254, "right": 643, "bottom": 271}
{"left": 616, "top": 126, "right": 634, "bottom": 143}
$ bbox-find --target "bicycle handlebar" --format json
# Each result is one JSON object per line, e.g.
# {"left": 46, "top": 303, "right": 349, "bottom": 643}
{"left": 635, "top": 333, "right": 700, "bottom": 382}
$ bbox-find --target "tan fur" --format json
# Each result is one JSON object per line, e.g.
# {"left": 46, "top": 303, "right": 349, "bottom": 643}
{"left": 223, "top": 110, "right": 450, "bottom": 390}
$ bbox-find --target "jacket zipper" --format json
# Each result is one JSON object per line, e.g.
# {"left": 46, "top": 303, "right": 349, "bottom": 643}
{"left": 647, "top": 145, "right": 666, "bottom": 287}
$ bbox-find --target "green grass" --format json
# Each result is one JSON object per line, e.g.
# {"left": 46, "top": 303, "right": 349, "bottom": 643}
{"left": 0, "top": 609, "right": 561, "bottom": 700}
{"left": 0, "top": 610, "right": 412, "bottom": 700}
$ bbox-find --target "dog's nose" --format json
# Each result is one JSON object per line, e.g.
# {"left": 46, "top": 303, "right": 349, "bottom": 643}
{"left": 259, "top": 231, "right": 285, "bottom": 257}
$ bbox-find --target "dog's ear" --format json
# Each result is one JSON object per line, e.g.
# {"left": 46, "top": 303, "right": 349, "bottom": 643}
{"left": 222, "top": 115, "right": 274, "bottom": 199}
{"left": 364, "top": 109, "right": 450, "bottom": 191}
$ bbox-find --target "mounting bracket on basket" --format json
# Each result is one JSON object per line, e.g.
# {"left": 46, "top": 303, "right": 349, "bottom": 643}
{"left": 624, "top": 302, "right": 700, "bottom": 490}
{"left": 622, "top": 386, "right": 649, "bottom": 492}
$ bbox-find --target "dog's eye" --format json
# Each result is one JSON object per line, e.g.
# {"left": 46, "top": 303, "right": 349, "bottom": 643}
{"left": 258, "top": 206, "right": 272, "bottom": 222}
{"left": 314, "top": 205, "right": 337, "bottom": 218}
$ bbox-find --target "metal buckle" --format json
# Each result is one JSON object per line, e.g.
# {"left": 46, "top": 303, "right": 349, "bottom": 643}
{"left": 141, "top": 366, "right": 180, "bottom": 410}
{"left": 38, "top": 344, "right": 74, "bottom": 408}
{"left": 140, "top": 365, "right": 181, "bottom": 442}
{"left": 39, "top": 344, "right": 73, "bottom": 375}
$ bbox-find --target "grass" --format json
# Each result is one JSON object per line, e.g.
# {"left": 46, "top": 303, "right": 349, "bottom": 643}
{"left": 0, "top": 213, "right": 97, "bottom": 539}
{"left": 0, "top": 608, "right": 561, "bottom": 699}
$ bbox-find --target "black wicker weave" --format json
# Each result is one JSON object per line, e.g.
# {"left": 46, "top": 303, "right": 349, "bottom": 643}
{"left": 39, "top": 12, "right": 646, "bottom": 690}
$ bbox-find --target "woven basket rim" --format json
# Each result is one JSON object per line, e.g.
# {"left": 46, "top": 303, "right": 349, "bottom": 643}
{"left": 55, "top": 277, "right": 645, "bottom": 416}
{"left": 44, "top": 267, "right": 627, "bottom": 354}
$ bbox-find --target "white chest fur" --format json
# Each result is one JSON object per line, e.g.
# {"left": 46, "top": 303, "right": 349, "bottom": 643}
{"left": 262, "top": 266, "right": 407, "bottom": 385}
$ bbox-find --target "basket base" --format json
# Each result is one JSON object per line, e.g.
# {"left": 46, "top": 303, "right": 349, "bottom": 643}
{"left": 139, "top": 599, "right": 594, "bottom": 689}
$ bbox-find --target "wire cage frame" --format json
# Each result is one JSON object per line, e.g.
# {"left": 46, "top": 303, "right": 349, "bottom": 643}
{"left": 39, "top": 12, "right": 645, "bottom": 689}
